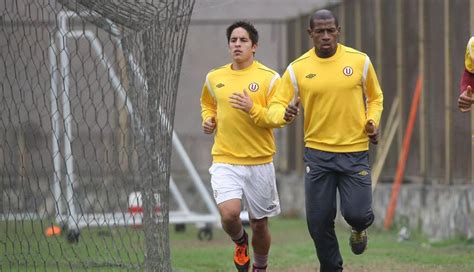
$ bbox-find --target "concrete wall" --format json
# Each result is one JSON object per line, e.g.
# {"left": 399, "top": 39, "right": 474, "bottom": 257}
{"left": 373, "top": 184, "right": 474, "bottom": 240}
{"left": 277, "top": 173, "right": 474, "bottom": 240}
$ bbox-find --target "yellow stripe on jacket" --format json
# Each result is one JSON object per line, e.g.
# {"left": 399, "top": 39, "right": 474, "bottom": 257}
{"left": 465, "top": 37, "right": 474, "bottom": 73}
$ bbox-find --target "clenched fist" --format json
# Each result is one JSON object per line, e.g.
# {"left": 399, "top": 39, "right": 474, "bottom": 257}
{"left": 365, "top": 120, "right": 378, "bottom": 145}
{"left": 203, "top": 117, "right": 216, "bottom": 134}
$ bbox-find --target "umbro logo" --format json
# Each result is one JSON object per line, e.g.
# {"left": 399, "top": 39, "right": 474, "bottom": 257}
{"left": 216, "top": 83, "right": 225, "bottom": 88}
{"left": 358, "top": 170, "right": 369, "bottom": 176}
{"left": 305, "top": 73, "right": 316, "bottom": 79}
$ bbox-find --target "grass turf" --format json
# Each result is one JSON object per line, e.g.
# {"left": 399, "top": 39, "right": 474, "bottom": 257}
{"left": 2, "top": 218, "right": 474, "bottom": 271}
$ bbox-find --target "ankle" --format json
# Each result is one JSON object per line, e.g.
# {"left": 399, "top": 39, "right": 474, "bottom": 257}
{"left": 232, "top": 229, "right": 248, "bottom": 245}
{"left": 252, "top": 252, "right": 268, "bottom": 270}
{"left": 252, "top": 264, "right": 267, "bottom": 272}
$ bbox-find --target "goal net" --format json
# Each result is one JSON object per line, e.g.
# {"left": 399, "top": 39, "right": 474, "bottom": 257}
{"left": 1, "top": 0, "right": 195, "bottom": 270}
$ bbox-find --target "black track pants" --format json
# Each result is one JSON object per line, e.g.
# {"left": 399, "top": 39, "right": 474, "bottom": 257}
{"left": 304, "top": 148, "right": 374, "bottom": 272}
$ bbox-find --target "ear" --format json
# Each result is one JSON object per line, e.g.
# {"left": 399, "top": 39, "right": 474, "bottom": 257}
{"left": 307, "top": 27, "right": 312, "bottom": 37}
{"left": 252, "top": 43, "right": 258, "bottom": 53}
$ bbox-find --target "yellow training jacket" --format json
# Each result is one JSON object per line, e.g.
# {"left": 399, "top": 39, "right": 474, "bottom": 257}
{"left": 200, "top": 61, "right": 281, "bottom": 165}
{"left": 465, "top": 36, "right": 474, "bottom": 72}
{"left": 263, "top": 44, "right": 383, "bottom": 153}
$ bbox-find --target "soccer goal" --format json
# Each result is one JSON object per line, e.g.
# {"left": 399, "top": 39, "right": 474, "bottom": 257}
{"left": 1, "top": 0, "right": 202, "bottom": 270}
{"left": 48, "top": 9, "right": 219, "bottom": 238}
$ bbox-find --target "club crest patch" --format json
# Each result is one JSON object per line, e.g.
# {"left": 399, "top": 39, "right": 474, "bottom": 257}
{"left": 343, "top": 66, "right": 353, "bottom": 76}
{"left": 248, "top": 82, "right": 259, "bottom": 92}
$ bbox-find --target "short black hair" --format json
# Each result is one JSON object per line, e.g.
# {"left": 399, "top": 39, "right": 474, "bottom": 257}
{"left": 226, "top": 21, "right": 259, "bottom": 45}
{"left": 309, "top": 9, "right": 339, "bottom": 29}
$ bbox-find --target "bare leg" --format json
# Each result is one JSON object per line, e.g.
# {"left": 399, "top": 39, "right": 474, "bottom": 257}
{"left": 250, "top": 217, "right": 270, "bottom": 270}
{"left": 218, "top": 199, "right": 244, "bottom": 239}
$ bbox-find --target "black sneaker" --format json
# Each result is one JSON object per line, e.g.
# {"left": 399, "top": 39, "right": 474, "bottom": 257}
{"left": 349, "top": 229, "right": 368, "bottom": 255}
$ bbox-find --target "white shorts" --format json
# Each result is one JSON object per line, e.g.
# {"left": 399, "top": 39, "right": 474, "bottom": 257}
{"left": 209, "top": 163, "right": 281, "bottom": 220}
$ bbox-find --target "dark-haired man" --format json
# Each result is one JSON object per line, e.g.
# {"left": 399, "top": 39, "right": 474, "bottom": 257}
{"left": 200, "top": 21, "right": 281, "bottom": 272}
{"left": 233, "top": 9, "right": 384, "bottom": 271}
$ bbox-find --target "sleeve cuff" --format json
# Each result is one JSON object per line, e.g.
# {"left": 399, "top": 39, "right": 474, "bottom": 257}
{"left": 249, "top": 104, "right": 260, "bottom": 118}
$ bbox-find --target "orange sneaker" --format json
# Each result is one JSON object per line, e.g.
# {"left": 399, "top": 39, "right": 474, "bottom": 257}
{"left": 233, "top": 239, "right": 250, "bottom": 271}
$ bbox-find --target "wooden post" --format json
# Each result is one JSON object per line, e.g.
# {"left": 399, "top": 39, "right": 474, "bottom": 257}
{"left": 419, "top": 0, "right": 427, "bottom": 180}
{"left": 116, "top": 39, "right": 129, "bottom": 174}
{"left": 372, "top": 98, "right": 400, "bottom": 191}
{"left": 444, "top": 0, "right": 452, "bottom": 184}
{"left": 355, "top": 0, "right": 361, "bottom": 50}
{"left": 374, "top": 0, "right": 384, "bottom": 162}
{"left": 396, "top": 0, "right": 404, "bottom": 158}
{"left": 339, "top": 2, "right": 345, "bottom": 44}
{"left": 295, "top": 16, "right": 304, "bottom": 174}
{"left": 374, "top": 0, "right": 382, "bottom": 80}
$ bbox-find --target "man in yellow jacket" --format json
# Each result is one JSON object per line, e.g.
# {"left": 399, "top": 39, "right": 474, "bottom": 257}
{"left": 200, "top": 21, "right": 281, "bottom": 272}
{"left": 231, "top": 9, "right": 383, "bottom": 272}
{"left": 459, "top": 36, "right": 474, "bottom": 112}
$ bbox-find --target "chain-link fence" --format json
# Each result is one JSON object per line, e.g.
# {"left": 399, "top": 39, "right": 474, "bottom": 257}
{"left": 1, "top": 0, "right": 194, "bottom": 270}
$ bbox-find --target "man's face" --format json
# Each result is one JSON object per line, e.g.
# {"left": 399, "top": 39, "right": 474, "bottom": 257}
{"left": 308, "top": 18, "right": 340, "bottom": 58}
{"left": 228, "top": 27, "right": 256, "bottom": 63}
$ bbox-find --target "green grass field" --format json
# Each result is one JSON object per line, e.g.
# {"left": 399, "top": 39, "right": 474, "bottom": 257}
{"left": 2, "top": 218, "right": 474, "bottom": 271}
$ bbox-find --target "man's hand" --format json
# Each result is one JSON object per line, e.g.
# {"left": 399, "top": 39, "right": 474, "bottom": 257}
{"left": 284, "top": 97, "right": 300, "bottom": 122}
{"left": 458, "top": 85, "right": 474, "bottom": 112}
{"left": 203, "top": 117, "right": 216, "bottom": 134}
{"left": 229, "top": 89, "right": 253, "bottom": 113}
{"left": 365, "top": 119, "right": 378, "bottom": 145}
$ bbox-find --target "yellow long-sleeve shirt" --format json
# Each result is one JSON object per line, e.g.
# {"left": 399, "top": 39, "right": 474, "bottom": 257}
{"left": 200, "top": 61, "right": 281, "bottom": 165}
{"left": 262, "top": 44, "right": 383, "bottom": 153}
{"left": 465, "top": 36, "right": 474, "bottom": 72}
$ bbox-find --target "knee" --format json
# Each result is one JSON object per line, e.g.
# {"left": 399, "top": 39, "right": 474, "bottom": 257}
{"left": 220, "top": 210, "right": 241, "bottom": 227}
{"left": 250, "top": 218, "right": 268, "bottom": 235}
{"left": 343, "top": 210, "right": 374, "bottom": 230}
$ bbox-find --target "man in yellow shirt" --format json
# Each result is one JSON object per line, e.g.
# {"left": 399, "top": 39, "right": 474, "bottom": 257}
{"left": 231, "top": 10, "right": 383, "bottom": 272}
{"left": 200, "top": 21, "right": 281, "bottom": 272}
{"left": 459, "top": 36, "right": 474, "bottom": 112}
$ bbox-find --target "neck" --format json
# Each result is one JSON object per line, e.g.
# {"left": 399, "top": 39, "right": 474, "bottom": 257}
{"left": 315, "top": 44, "right": 338, "bottom": 58}
{"left": 232, "top": 58, "right": 254, "bottom": 70}
{"left": 315, "top": 49, "right": 336, "bottom": 58}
